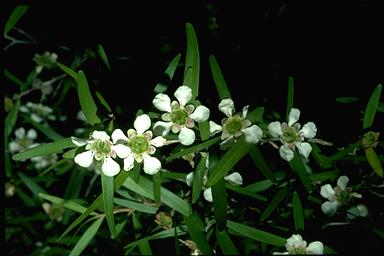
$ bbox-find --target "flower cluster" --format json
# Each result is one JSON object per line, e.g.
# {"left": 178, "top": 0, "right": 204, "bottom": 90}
{"left": 274, "top": 234, "right": 324, "bottom": 255}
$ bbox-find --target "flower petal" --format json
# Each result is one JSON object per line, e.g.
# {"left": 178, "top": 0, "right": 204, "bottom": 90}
{"left": 179, "top": 127, "right": 195, "bottom": 146}
{"left": 153, "top": 121, "right": 173, "bottom": 137}
{"left": 321, "top": 201, "right": 338, "bottom": 217}
{"left": 174, "top": 85, "right": 192, "bottom": 106}
{"left": 279, "top": 144, "right": 294, "bottom": 161}
{"left": 242, "top": 105, "right": 249, "bottom": 119}
{"left": 218, "top": 98, "right": 235, "bottom": 117}
{"left": 74, "top": 150, "right": 94, "bottom": 168}
{"left": 152, "top": 93, "right": 172, "bottom": 112}
{"left": 123, "top": 155, "right": 135, "bottom": 171}
{"left": 143, "top": 155, "right": 161, "bottom": 175}
{"left": 112, "top": 144, "right": 131, "bottom": 159}
{"left": 134, "top": 114, "right": 151, "bottom": 134}
{"left": 151, "top": 136, "right": 167, "bottom": 147}
{"left": 111, "top": 129, "right": 128, "bottom": 143}
{"left": 268, "top": 121, "right": 283, "bottom": 138}
{"left": 243, "top": 125, "right": 263, "bottom": 144}
{"left": 288, "top": 108, "right": 300, "bottom": 126}
{"left": 209, "top": 121, "right": 222, "bottom": 135}
{"left": 337, "top": 175, "right": 349, "bottom": 190}
{"left": 91, "top": 131, "right": 110, "bottom": 140}
{"left": 186, "top": 172, "right": 194, "bottom": 187}
{"left": 203, "top": 188, "right": 213, "bottom": 202}
{"left": 300, "top": 122, "right": 317, "bottom": 139}
{"left": 286, "top": 234, "right": 306, "bottom": 251}
{"left": 9, "top": 141, "right": 21, "bottom": 153}
{"left": 71, "top": 136, "right": 87, "bottom": 146}
{"left": 101, "top": 157, "right": 120, "bottom": 176}
{"left": 224, "top": 172, "right": 243, "bottom": 185}
{"left": 15, "top": 127, "right": 26, "bottom": 139}
{"left": 306, "top": 241, "right": 324, "bottom": 254}
{"left": 296, "top": 142, "right": 312, "bottom": 158}
{"left": 27, "top": 129, "right": 37, "bottom": 140}
{"left": 357, "top": 204, "right": 368, "bottom": 217}
{"left": 190, "top": 105, "right": 210, "bottom": 122}
{"left": 320, "top": 184, "right": 335, "bottom": 200}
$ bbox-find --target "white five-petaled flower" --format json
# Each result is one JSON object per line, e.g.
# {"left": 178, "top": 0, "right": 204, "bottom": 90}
{"left": 152, "top": 85, "right": 210, "bottom": 146}
{"left": 20, "top": 102, "right": 56, "bottom": 123}
{"left": 111, "top": 114, "right": 166, "bottom": 175}
{"left": 268, "top": 108, "right": 317, "bottom": 161}
{"left": 9, "top": 127, "right": 39, "bottom": 154}
{"left": 72, "top": 130, "right": 122, "bottom": 177}
{"left": 273, "top": 234, "right": 324, "bottom": 255}
{"left": 209, "top": 98, "right": 263, "bottom": 148}
{"left": 320, "top": 175, "right": 362, "bottom": 217}
{"left": 31, "top": 154, "right": 58, "bottom": 170}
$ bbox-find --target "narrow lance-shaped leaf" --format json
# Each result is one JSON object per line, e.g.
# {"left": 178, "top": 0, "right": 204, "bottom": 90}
{"left": 363, "top": 84, "right": 382, "bottom": 129}
{"left": 365, "top": 148, "right": 383, "bottom": 177}
{"left": 5, "top": 99, "right": 20, "bottom": 137}
{"left": 183, "top": 22, "right": 200, "bottom": 99}
{"left": 183, "top": 213, "right": 214, "bottom": 255}
{"left": 209, "top": 54, "right": 231, "bottom": 99}
{"left": 192, "top": 154, "right": 208, "bottom": 203}
{"left": 289, "top": 153, "right": 313, "bottom": 193}
{"left": 153, "top": 172, "right": 162, "bottom": 205}
{"left": 101, "top": 173, "right": 116, "bottom": 238}
{"left": 77, "top": 70, "right": 101, "bottom": 125}
{"left": 212, "top": 177, "right": 228, "bottom": 231}
{"left": 292, "top": 191, "right": 304, "bottom": 231}
{"left": 39, "top": 193, "right": 91, "bottom": 214}
{"left": 18, "top": 172, "right": 47, "bottom": 200}
{"left": 5, "top": 69, "right": 25, "bottom": 87}
{"left": 69, "top": 217, "right": 104, "bottom": 256}
{"left": 97, "top": 44, "right": 111, "bottom": 70}
{"left": 216, "top": 229, "right": 239, "bottom": 255}
{"left": 154, "top": 53, "right": 181, "bottom": 93}
{"left": 4, "top": 6, "right": 29, "bottom": 35}
{"left": 260, "top": 186, "right": 287, "bottom": 221}
{"left": 132, "top": 213, "right": 152, "bottom": 255}
{"left": 57, "top": 62, "right": 78, "bottom": 80}
{"left": 286, "top": 76, "right": 294, "bottom": 120}
{"left": 95, "top": 91, "right": 112, "bottom": 112}
{"left": 249, "top": 146, "right": 276, "bottom": 183}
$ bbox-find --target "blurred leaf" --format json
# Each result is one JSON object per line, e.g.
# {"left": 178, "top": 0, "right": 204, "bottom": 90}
{"left": 209, "top": 54, "right": 231, "bottom": 99}
{"left": 115, "top": 220, "right": 127, "bottom": 238}
{"left": 227, "top": 220, "right": 285, "bottom": 246}
{"left": 39, "top": 158, "right": 71, "bottom": 176}
{"left": 62, "top": 148, "right": 78, "bottom": 159}
{"left": 64, "top": 167, "right": 85, "bottom": 199}
{"left": 153, "top": 172, "right": 162, "bottom": 205}
{"left": 328, "top": 143, "right": 358, "bottom": 162}
{"left": 205, "top": 138, "right": 252, "bottom": 187}
{"left": 183, "top": 213, "right": 214, "bottom": 255}
{"left": 247, "top": 106, "right": 265, "bottom": 123}
{"left": 289, "top": 153, "right": 312, "bottom": 193}
{"left": 57, "top": 62, "right": 78, "bottom": 80}
{"left": 249, "top": 146, "right": 276, "bottom": 183}
{"left": 77, "top": 70, "right": 101, "bottom": 125}
{"left": 212, "top": 178, "right": 228, "bottom": 231}
{"left": 183, "top": 22, "right": 200, "bottom": 99}
{"left": 260, "top": 187, "right": 287, "bottom": 221}
{"left": 39, "top": 193, "right": 90, "bottom": 214}
{"left": 286, "top": 76, "right": 294, "bottom": 120}
{"left": 5, "top": 99, "right": 20, "bottom": 137}
{"left": 292, "top": 191, "right": 304, "bottom": 231}
{"left": 244, "top": 179, "right": 274, "bottom": 193}
{"left": 166, "top": 136, "right": 220, "bottom": 162}
{"left": 309, "top": 171, "right": 338, "bottom": 182}
{"left": 310, "top": 143, "right": 332, "bottom": 169}
{"left": 226, "top": 183, "right": 267, "bottom": 201}
{"left": 192, "top": 154, "right": 208, "bottom": 203}
{"left": 23, "top": 114, "right": 63, "bottom": 140}
{"left": 365, "top": 148, "right": 383, "bottom": 177}
{"left": 124, "top": 176, "right": 192, "bottom": 216}
{"left": 377, "top": 102, "right": 384, "bottom": 112}
{"left": 154, "top": 53, "right": 181, "bottom": 93}
{"left": 5, "top": 69, "right": 24, "bottom": 87}
{"left": 18, "top": 172, "right": 47, "bottom": 200}
{"left": 69, "top": 217, "right": 104, "bottom": 256}
{"left": 132, "top": 213, "right": 152, "bottom": 255}
{"left": 95, "top": 91, "right": 112, "bottom": 112}
{"left": 12, "top": 137, "right": 77, "bottom": 161}
{"left": 335, "top": 96, "right": 359, "bottom": 103}
{"left": 363, "top": 84, "right": 382, "bottom": 129}
{"left": 101, "top": 173, "right": 116, "bottom": 238}
{"left": 97, "top": 44, "right": 111, "bottom": 70}
{"left": 216, "top": 229, "right": 239, "bottom": 255}
{"left": 4, "top": 6, "right": 29, "bottom": 35}
{"left": 114, "top": 198, "right": 158, "bottom": 214}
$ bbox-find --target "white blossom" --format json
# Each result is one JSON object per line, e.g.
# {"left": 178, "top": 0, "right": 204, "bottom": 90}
{"left": 273, "top": 234, "right": 324, "bottom": 255}
{"left": 19, "top": 102, "right": 56, "bottom": 123}
{"left": 9, "top": 127, "right": 39, "bottom": 154}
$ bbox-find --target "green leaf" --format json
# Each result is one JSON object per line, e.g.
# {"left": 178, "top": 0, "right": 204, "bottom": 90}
{"left": 95, "top": 91, "right": 112, "bottom": 112}
{"left": 260, "top": 187, "right": 287, "bottom": 221}
{"left": 289, "top": 153, "right": 313, "bottom": 193}
{"left": 132, "top": 213, "right": 152, "bottom": 255}
{"left": 5, "top": 99, "right": 20, "bottom": 137}
{"left": 227, "top": 220, "right": 286, "bottom": 246}
{"left": 205, "top": 139, "right": 253, "bottom": 187}
{"left": 113, "top": 198, "right": 158, "bottom": 214}
{"left": 363, "top": 84, "right": 382, "bottom": 129}
{"left": 183, "top": 213, "right": 214, "bottom": 255}
{"left": 335, "top": 96, "right": 359, "bottom": 103}
{"left": 216, "top": 229, "right": 239, "bottom": 255}
{"left": 57, "top": 62, "right": 78, "bottom": 80}
{"left": 209, "top": 54, "right": 231, "bottom": 99}
{"left": 244, "top": 179, "right": 274, "bottom": 193}
{"left": 97, "top": 44, "right": 111, "bottom": 70}
{"left": 153, "top": 172, "right": 162, "bottom": 205}
{"left": 286, "top": 76, "right": 294, "bottom": 120}
{"left": 165, "top": 136, "right": 220, "bottom": 162}
{"left": 292, "top": 191, "right": 304, "bottom": 231}
{"left": 183, "top": 22, "right": 200, "bottom": 99}
{"left": 77, "top": 70, "right": 101, "bottom": 125}
{"left": 226, "top": 183, "right": 267, "bottom": 201}
{"left": 4, "top": 69, "right": 24, "bottom": 87}
{"left": 123, "top": 176, "right": 192, "bottom": 216}
{"left": 246, "top": 106, "right": 265, "bottom": 123}
{"left": 309, "top": 171, "right": 338, "bottom": 182}
{"left": 192, "top": 154, "right": 208, "bottom": 203}
{"left": 328, "top": 143, "right": 358, "bottom": 162}
{"left": 249, "top": 146, "right": 276, "bottom": 183}
{"left": 154, "top": 53, "right": 181, "bottom": 93}
{"left": 69, "top": 217, "right": 104, "bottom": 256}
{"left": 18, "top": 172, "right": 47, "bottom": 200}
{"left": 212, "top": 178, "right": 228, "bottom": 229}
{"left": 309, "top": 143, "right": 332, "bottom": 169}
{"left": 12, "top": 137, "right": 77, "bottom": 161}
{"left": 101, "top": 173, "right": 116, "bottom": 238}
{"left": 39, "top": 193, "right": 90, "bottom": 214}
{"left": 365, "top": 148, "right": 383, "bottom": 177}
{"left": 62, "top": 148, "right": 78, "bottom": 159}
{"left": 4, "top": 6, "right": 29, "bottom": 35}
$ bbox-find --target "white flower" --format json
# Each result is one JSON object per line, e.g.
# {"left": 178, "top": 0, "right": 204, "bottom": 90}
{"left": 73, "top": 130, "right": 122, "bottom": 176}
{"left": 33, "top": 51, "right": 58, "bottom": 73}
{"left": 268, "top": 108, "right": 317, "bottom": 161}
{"left": 152, "top": 85, "right": 210, "bottom": 146}
{"left": 274, "top": 234, "right": 324, "bottom": 255}
{"left": 346, "top": 204, "right": 369, "bottom": 219}
{"left": 320, "top": 175, "right": 362, "bottom": 217}
{"left": 31, "top": 153, "right": 58, "bottom": 170}
{"left": 111, "top": 114, "right": 166, "bottom": 175}
{"left": 209, "top": 98, "right": 263, "bottom": 148}
{"left": 9, "top": 127, "right": 39, "bottom": 154}
{"left": 19, "top": 102, "right": 56, "bottom": 123}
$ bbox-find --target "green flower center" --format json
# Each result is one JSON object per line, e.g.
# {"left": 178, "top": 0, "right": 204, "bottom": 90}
{"left": 336, "top": 188, "right": 352, "bottom": 205}
{"left": 129, "top": 135, "right": 149, "bottom": 154}
{"left": 223, "top": 117, "right": 243, "bottom": 135}
{"left": 282, "top": 126, "right": 299, "bottom": 144}
{"left": 359, "top": 131, "right": 379, "bottom": 149}
{"left": 288, "top": 247, "right": 308, "bottom": 255}
{"left": 171, "top": 107, "right": 189, "bottom": 125}
{"left": 18, "top": 137, "right": 33, "bottom": 148}
{"left": 92, "top": 139, "right": 112, "bottom": 155}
